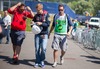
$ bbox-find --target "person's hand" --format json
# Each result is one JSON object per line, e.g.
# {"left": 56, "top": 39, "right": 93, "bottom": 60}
{"left": 0, "top": 25, "right": 2, "bottom": 33}
{"left": 48, "top": 33, "right": 51, "bottom": 39}
{"left": 26, "top": 6, "right": 32, "bottom": 11}
{"left": 31, "top": 21, "right": 34, "bottom": 24}
{"left": 36, "top": 22, "right": 42, "bottom": 26}
{"left": 5, "top": 26, "right": 7, "bottom": 29}
{"left": 67, "top": 31, "right": 71, "bottom": 36}
{"left": 16, "top": 2, "right": 21, "bottom": 7}
{"left": 30, "top": 21, "right": 34, "bottom": 27}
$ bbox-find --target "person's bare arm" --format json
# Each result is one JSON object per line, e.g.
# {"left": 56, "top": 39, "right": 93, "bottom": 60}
{"left": 9, "top": 2, "right": 21, "bottom": 11}
{"left": 0, "top": 25, "right": 2, "bottom": 33}
{"left": 67, "top": 26, "right": 73, "bottom": 36}
{"left": 26, "top": 6, "right": 34, "bottom": 17}
{"left": 48, "top": 26, "right": 54, "bottom": 38}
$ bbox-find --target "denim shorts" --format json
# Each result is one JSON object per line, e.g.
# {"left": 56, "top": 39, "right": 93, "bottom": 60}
{"left": 10, "top": 29, "right": 25, "bottom": 46}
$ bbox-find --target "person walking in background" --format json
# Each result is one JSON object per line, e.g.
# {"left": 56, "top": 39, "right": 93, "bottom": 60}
{"left": 0, "top": 13, "right": 7, "bottom": 39}
{"left": 0, "top": 11, "right": 11, "bottom": 44}
{"left": 0, "top": 25, "right": 7, "bottom": 39}
{"left": 0, "top": 14, "right": 2, "bottom": 19}
{"left": 0, "top": 13, "right": 3, "bottom": 25}
{"left": 71, "top": 19, "right": 78, "bottom": 39}
{"left": 85, "top": 19, "right": 89, "bottom": 28}
{"left": 32, "top": 3, "right": 50, "bottom": 68}
{"left": 49, "top": 4, "right": 73, "bottom": 67}
{"left": 0, "top": 25, "right": 2, "bottom": 34}
{"left": 7, "top": 2, "right": 34, "bottom": 64}
{"left": 0, "top": 14, "right": 2, "bottom": 35}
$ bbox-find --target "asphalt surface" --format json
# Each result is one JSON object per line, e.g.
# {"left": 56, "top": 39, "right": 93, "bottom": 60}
{"left": 0, "top": 32, "right": 100, "bottom": 69}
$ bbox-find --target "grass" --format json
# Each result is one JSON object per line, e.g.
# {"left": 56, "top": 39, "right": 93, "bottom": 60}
{"left": 26, "top": 18, "right": 32, "bottom": 31}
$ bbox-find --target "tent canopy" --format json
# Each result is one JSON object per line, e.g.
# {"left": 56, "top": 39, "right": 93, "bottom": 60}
{"left": 25, "top": 1, "right": 76, "bottom": 18}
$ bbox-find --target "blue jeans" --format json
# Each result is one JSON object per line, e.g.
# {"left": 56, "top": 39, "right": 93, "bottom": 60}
{"left": 6, "top": 25, "right": 10, "bottom": 43}
{"left": 0, "top": 25, "right": 10, "bottom": 43}
{"left": 34, "top": 34, "right": 48, "bottom": 64}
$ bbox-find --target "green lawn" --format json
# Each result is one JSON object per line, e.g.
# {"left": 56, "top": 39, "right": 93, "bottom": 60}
{"left": 26, "top": 18, "right": 32, "bottom": 31}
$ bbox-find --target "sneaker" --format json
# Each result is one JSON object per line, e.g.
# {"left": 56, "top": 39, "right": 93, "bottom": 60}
{"left": 34, "top": 63, "right": 38, "bottom": 68}
{"left": 12, "top": 56, "right": 18, "bottom": 64}
{"left": 60, "top": 56, "right": 64, "bottom": 65}
{"left": 5, "top": 41, "right": 9, "bottom": 44}
{"left": 41, "top": 61, "right": 45, "bottom": 68}
{"left": 52, "top": 62, "right": 57, "bottom": 67}
{"left": 13, "top": 54, "right": 16, "bottom": 59}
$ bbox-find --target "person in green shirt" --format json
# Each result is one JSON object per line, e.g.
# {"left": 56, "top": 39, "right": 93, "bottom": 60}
{"left": 49, "top": 4, "right": 73, "bottom": 67}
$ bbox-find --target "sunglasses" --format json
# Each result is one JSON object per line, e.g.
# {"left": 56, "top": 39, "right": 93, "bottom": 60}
{"left": 59, "top": 9, "right": 64, "bottom": 11}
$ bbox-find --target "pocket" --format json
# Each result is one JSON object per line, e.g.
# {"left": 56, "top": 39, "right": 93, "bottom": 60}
{"left": 16, "top": 31, "right": 25, "bottom": 40}
{"left": 18, "top": 34, "right": 25, "bottom": 41}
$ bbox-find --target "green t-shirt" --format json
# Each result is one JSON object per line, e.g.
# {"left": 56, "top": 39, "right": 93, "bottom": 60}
{"left": 54, "top": 14, "right": 68, "bottom": 34}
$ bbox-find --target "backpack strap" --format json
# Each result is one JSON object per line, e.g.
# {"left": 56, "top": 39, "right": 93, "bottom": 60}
{"left": 43, "top": 10, "right": 48, "bottom": 14}
{"left": 65, "top": 14, "right": 68, "bottom": 22}
{"left": 54, "top": 13, "right": 68, "bottom": 23}
{"left": 41, "top": 10, "right": 48, "bottom": 22}
{"left": 53, "top": 13, "right": 58, "bottom": 23}
{"left": 65, "top": 14, "right": 70, "bottom": 32}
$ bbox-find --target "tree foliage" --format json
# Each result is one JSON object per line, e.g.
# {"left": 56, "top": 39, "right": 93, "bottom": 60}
{"left": 67, "top": 0, "right": 100, "bottom": 16}
{"left": 42, "top": 0, "right": 100, "bottom": 16}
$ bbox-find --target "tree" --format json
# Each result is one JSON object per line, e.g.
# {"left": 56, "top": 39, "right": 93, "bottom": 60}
{"left": 68, "top": 0, "right": 92, "bottom": 15}
{"left": 42, "top": 0, "right": 100, "bottom": 16}
{"left": 92, "top": 0, "right": 100, "bottom": 15}
{"left": 67, "top": 0, "right": 100, "bottom": 16}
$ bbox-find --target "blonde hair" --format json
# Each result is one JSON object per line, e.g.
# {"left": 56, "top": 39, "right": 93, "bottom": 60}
{"left": 36, "top": 3, "right": 43, "bottom": 10}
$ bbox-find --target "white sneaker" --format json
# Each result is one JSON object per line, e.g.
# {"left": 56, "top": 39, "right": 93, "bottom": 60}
{"left": 41, "top": 61, "right": 45, "bottom": 68}
{"left": 34, "top": 63, "right": 38, "bottom": 68}
{"left": 60, "top": 56, "right": 64, "bottom": 65}
{"left": 52, "top": 62, "right": 57, "bottom": 67}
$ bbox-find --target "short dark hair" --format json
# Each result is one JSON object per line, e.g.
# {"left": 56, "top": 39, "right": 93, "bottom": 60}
{"left": 58, "top": 4, "right": 64, "bottom": 9}
{"left": 72, "top": 19, "right": 75, "bottom": 22}
{"left": 19, "top": 3, "right": 25, "bottom": 8}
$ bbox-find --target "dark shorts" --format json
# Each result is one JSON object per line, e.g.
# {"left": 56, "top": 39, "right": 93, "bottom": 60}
{"left": 10, "top": 29, "right": 25, "bottom": 46}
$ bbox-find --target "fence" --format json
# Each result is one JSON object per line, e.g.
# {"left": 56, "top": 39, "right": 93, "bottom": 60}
{"left": 74, "top": 27, "right": 100, "bottom": 52}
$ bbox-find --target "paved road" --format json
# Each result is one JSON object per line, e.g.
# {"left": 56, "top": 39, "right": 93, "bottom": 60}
{"left": 0, "top": 32, "right": 100, "bottom": 69}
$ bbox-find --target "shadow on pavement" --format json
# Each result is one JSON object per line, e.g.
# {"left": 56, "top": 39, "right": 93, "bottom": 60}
{"left": 81, "top": 55, "right": 100, "bottom": 64}
{"left": 0, "top": 55, "right": 12, "bottom": 64}
{"left": 19, "top": 59, "right": 35, "bottom": 66}
{"left": 0, "top": 55, "right": 52, "bottom": 66}
{"left": 44, "top": 61, "right": 53, "bottom": 66}
{"left": 19, "top": 59, "right": 52, "bottom": 66}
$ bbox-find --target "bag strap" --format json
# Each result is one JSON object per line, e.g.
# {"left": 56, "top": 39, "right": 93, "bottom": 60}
{"left": 41, "top": 10, "right": 48, "bottom": 22}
